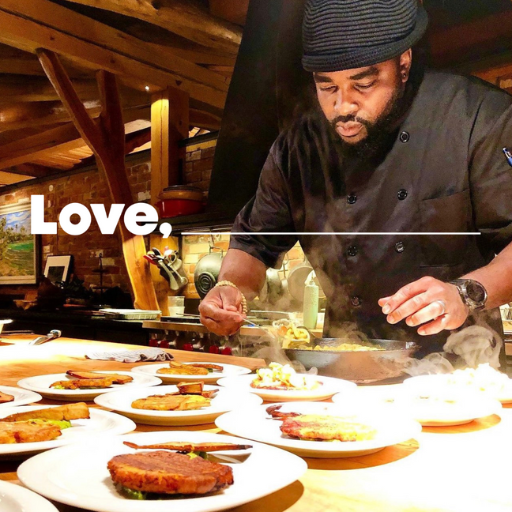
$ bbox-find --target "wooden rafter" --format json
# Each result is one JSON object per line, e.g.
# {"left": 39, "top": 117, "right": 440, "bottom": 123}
{"left": 38, "top": 49, "right": 158, "bottom": 310}
{"left": 0, "top": 0, "right": 228, "bottom": 109}
{"left": 60, "top": 0, "right": 243, "bottom": 55}
{"left": 3, "top": 163, "right": 60, "bottom": 178}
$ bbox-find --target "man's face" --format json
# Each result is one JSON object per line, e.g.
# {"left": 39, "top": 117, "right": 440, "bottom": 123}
{"left": 314, "top": 57, "right": 406, "bottom": 145}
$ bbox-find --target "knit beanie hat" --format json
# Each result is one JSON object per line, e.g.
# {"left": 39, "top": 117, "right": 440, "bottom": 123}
{"left": 302, "top": 0, "right": 428, "bottom": 72}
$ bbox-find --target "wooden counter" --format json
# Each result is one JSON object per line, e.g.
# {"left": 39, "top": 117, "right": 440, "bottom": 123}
{"left": 1, "top": 336, "right": 512, "bottom": 511}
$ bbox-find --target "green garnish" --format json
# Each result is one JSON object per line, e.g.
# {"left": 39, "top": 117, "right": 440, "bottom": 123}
{"left": 117, "top": 485, "right": 147, "bottom": 500}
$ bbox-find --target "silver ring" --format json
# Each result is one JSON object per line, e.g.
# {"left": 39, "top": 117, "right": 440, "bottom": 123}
{"left": 433, "top": 300, "right": 446, "bottom": 316}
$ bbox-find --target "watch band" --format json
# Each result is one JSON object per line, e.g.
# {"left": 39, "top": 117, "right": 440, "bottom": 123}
{"left": 449, "top": 279, "right": 487, "bottom": 312}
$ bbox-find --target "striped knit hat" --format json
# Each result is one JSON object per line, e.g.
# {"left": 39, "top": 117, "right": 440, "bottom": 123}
{"left": 302, "top": 0, "right": 428, "bottom": 72}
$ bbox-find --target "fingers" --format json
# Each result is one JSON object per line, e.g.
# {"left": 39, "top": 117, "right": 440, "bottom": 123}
{"left": 405, "top": 300, "right": 446, "bottom": 328}
{"left": 379, "top": 277, "right": 434, "bottom": 314}
{"left": 417, "top": 315, "right": 449, "bottom": 336}
{"left": 198, "top": 287, "right": 244, "bottom": 336}
{"left": 386, "top": 292, "right": 430, "bottom": 324}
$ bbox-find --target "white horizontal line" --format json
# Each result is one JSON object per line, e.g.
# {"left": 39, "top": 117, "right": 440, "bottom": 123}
{"left": 182, "top": 232, "right": 482, "bottom": 236}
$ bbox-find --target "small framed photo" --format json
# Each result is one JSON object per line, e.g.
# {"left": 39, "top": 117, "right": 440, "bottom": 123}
{"left": 44, "top": 255, "right": 73, "bottom": 284}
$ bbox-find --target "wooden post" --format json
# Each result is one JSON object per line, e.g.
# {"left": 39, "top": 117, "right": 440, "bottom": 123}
{"left": 150, "top": 87, "right": 189, "bottom": 314}
{"left": 38, "top": 49, "right": 158, "bottom": 310}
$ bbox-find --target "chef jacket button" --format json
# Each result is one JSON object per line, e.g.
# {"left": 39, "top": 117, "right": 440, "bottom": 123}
{"left": 347, "top": 194, "right": 357, "bottom": 204}
{"left": 351, "top": 296, "right": 362, "bottom": 307}
{"left": 347, "top": 245, "right": 358, "bottom": 257}
{"left": 399, "top": 131, "right": 410, "bottom": 143}
{"left": 395, "top": 241, "right": 405, "bottom": 253}
{"left": 397, "top": 189, "right": 408, "bottom": 201}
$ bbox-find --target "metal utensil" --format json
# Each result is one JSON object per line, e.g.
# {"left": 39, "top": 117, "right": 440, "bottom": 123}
{"left": 175, "top": 313, "right": 258, "bottom": 328}
{"left": 29, "top": 329, "right": 62, "bottom": 346}
{"left": 285, "top": 338, "right": 419, "bottom": 383}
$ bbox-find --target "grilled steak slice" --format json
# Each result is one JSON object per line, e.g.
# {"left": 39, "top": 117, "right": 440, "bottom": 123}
{"left": 1, "top": 403, "right": 89, "bottom": 422}
{"left": 266, "top": 404, "right": 300, "bottom": 419}
{"left": 280, "top": 414, "right": 377, "bottom": 441}
{"left": 66, "top": 370, "right": 133, "bottom": 384}
{"left": 123, "top": 441, "right": 252, "bottom": 452}
{"left": 108, "top": 451, "right": 233, "bottom": 494}
{"left": 0, "top": 392, "right": 14, "bottom": 404}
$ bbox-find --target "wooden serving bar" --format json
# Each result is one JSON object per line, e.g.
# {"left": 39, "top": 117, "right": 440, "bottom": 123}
{"left": 1, "top": 336, "right": 511, "bottom": 512}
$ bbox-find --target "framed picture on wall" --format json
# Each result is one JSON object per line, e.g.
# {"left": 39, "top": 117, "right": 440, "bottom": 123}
{"left": 0, "top": 202, "right": 40, "bottom": 285}
{"left": 44, "top": 255, "right": 73, "bottom": 285}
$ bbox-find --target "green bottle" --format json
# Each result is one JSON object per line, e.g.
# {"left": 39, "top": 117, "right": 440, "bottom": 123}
{"left": 303, "top": 270, "right": 319, "bottom": 329}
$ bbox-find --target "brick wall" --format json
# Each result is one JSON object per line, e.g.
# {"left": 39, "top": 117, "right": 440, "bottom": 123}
{"left": 0, "top": 140, "right": 218, "bottom": 300}
{"left": 182, "top": 234, "right": 305, "bottom": 299}
{"left": 0, "top": 159, "right": 152, "bottom": 297}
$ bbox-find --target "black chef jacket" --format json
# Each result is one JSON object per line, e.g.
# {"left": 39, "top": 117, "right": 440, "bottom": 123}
{"left": 230, "top": 70, "right": 512, "bottom": 355}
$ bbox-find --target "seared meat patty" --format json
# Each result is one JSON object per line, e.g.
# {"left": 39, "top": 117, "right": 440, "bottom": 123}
{"left": 108, "top": 451, "right": 233, "bottom": 495}
{"left": 0, "top": 421, "right": 62, "bottom": 444}
{"left": 0, "top": 391, "right": 14, "bottom": 404}
{"left": 131, "top": 394, "right": 210, "bottom": 411}
{"left": 280, "top": 414, "right": 377, "bottom": 442}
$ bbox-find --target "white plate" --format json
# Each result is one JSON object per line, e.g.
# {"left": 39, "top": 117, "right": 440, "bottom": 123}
{"left": 0, "top": 386, "right": 42, "bottom": 408}
{"left": 17, "top": 371, "right": 162, "bottom": 401}
{"left": 332, "top": 385, "right": 503, "bottom": 426}
{"left": 132, "top": 362, "right": 251, "bottom": 384}
{"left": 0, "top": 405, "right": 136, "bottom": 458}
{"left": 0, "top": 480, "right": 58, "bottom": 512}
{"left": 94, "top": 385, "right": 262, "bottom": 426}
{"left": 18, "top": 431, "right": 307, "bottom": 512}
{"left": 217, "top": 374, "right": 355, "bottom": 402}
{"left": 216, "top": 401, "right": 421, "bottom": 458}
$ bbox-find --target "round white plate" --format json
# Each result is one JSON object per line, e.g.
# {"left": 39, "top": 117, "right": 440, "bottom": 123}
{"left": 333, "top": 385, "right": 502, "bottom": 426}
{"left": 217, "top": 374, "right": 355, "bottom": 402}
{"left": 216, "top": 401, "right": 421, "bottom": 458}
{"left": 132, "top": 362, "right": 251, "bottom": 384}
{"left": 18, "top": 431, "right": 307, "bottom": 512}
{"left": 95, "top": 385, "right": 262, "bottom": 426}
{"left": 0, "top": 480, "right": 58, "bottom": 512}
{"left": 0, "top": 405, "right": 136, "bottom": 458}
{"left": 404, "top": 374, "right": 512, "bottom": 404}
{"left": 17, "top": 371, "right": 162, "bottom": 401}
{"left": 0, "top": 386, "right": 42, "bottom": 408}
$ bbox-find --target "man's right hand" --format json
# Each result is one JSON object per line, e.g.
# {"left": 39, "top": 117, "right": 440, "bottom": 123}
{"left": 199, "top": 285, "right": 245, "bottom": 336}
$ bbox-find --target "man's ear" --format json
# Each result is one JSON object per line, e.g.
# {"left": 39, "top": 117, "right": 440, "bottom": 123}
{"left": 399, "top": 49, "right": 413, "bottom": 83}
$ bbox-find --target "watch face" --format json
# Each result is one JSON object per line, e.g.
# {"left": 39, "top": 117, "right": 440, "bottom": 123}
{"left": 466, "top": 281, "right": 486, "bottom": 303}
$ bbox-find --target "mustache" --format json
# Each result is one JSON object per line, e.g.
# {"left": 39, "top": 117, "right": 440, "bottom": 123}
{"left": 331, "top": 115, "right": 371, "bottom": 128}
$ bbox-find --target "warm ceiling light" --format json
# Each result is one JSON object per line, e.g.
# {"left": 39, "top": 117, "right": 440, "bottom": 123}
{"left": 145, "top": 85, "right": 150, "bottom": 92}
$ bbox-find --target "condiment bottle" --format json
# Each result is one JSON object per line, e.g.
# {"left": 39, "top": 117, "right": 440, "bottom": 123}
{"left": 303, "top": 270, "right": 319, "bottom": 329}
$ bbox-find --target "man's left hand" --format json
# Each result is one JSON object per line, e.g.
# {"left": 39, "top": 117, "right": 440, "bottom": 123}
{"left": 378, "top": 276, "right": 469, "bottom": 335}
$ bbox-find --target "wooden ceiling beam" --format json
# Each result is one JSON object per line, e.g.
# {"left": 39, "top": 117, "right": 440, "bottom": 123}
{"left": 38, "top": 49, "right": 158, "bottom": 309}
{"left": 3, "top": 163, "right": 61, "bottom": 178}
{"left": 0, "top": 0, "right": 228, "bottom": 109}
{"left": 189, "top": 108, "right": 221, "bottom": 131}
{"left": 60, "top": 0, "right": 242, "bottom": 55}
{"left": 0, "top": 171, "right": 32, "bottom": 185}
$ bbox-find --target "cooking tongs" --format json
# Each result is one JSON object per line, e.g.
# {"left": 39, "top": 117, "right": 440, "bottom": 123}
{"left": 28, "top": 329, "right": 62, "bottom": 346}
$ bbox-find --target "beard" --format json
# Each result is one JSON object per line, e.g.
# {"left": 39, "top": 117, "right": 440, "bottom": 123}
{"left": 329, "top": 84, "right": 406, "bottom": 159}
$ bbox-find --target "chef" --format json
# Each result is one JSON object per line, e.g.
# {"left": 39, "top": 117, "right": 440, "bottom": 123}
{"left": 199, "top": 0, "right": 512, "bottom": 357}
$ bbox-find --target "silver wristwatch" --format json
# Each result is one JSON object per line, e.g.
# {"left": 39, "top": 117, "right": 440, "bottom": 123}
{"left": 449, "top": 279, "right": 488, "bottom": 312}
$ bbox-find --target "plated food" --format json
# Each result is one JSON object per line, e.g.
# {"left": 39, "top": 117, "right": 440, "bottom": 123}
{"left": 95, "top": 384, "right": 262, "bottom": 426}
{"left": 18, "top": 431, "right": 307, "bottom": 512}
{"left": 0, "top": 403, "right": 89, "bottom": 444}
{"left": 218, "top": 369, "right": 355, "bottom": 402}
{"left": 132, "top": 361, "right": 251, "bottom": 384}
{"left": 0, "top": 385, "right": 42, "bottom": 408}
{"left": 131, "top": 381, "right": 214, "bottom": 411}
{"left": 18, "top": 370, "right": 161, "bottom": 401}
{"left": 251, "top": 362, "right": 320, "bottom": 391}
{"left": 267, "top": 405, "right": 377, "bottom": 442}
{"left": 0, "top": 404, "right": 135, "bottom": 457}
{"left": 216, "top": 402, "right": 421, "bottom": 458}
{"left": 404, "top": 364, "right": 512, "bottom": 404}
